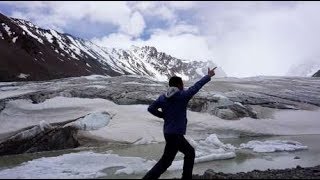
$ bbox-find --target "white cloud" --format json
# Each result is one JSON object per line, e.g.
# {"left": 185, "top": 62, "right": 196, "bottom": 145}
{"left": 144, "top": 32, "right": 214, "bottom": 61}
{"left": 168, "top": 1, "right": 198, "bottom": 9}
{"left": 120, "top": 11, "right": 146, "bottom": 37}
{"left": 130, "top": 1, "right": 197, "bottom": 22}
{"left": 3, "top": 1, "right": 320, "bottom": 77}
{"left": 3, "top": 1, "right": 145, "bottom": 37}
{"left": 1, "top": 1, "right": 47, "bottom": 9}
{"left": 92, "top": 24, "right": 214, "bottom": 62}
{"left": 131, "top": 2, "right": 176, "bottom": 22}
{"left": 197, "top": 1, "right": 320, "bottom": 77}
{"left": 92, "top": 33, "right": 133, "bottom": 49}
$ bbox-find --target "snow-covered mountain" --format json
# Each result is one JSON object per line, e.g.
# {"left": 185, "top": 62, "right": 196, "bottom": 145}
{"left": 0, "top": 13, "right": 226, "bottom": 82}
{"left": 286, "top": 60, "right": 320, "bottom": 77}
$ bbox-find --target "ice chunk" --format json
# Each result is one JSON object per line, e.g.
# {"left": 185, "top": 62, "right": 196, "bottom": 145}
{"left": 240, "top": 140, "right": 308, "bottom": 153}
{"left": 0, "top": 151, "right": 155, "bottom": 178}
{"left": 65, "top": 112, "right": 111, "bottom": 131}
{"left": 166, "top": 135, "right": 236, "bottom": 171}
{"left": 189, "top": 134, "right": 235, "bottom": 162}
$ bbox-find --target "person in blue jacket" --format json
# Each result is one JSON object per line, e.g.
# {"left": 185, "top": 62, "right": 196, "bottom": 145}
{"left": 143, "top": 67, "right": 217, "bottom": 179}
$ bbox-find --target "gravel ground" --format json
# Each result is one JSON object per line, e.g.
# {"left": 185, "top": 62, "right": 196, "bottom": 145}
{"left": 192, "top": 165, "right": 320, "bottom": 179}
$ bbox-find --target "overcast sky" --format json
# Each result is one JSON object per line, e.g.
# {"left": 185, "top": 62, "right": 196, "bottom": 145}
{"left": 1, "top": 1, "right": 320, "bottom": 77}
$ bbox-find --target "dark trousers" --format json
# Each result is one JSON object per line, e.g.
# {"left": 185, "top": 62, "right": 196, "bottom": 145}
{"left": 143, "top": 134, "right": 195, "bottom": 179}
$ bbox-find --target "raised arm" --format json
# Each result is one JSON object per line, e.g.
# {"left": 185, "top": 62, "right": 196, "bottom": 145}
{"left": 183, "top": 67, "right": 217, "bottom": 100}
{"left": 147, "top": 97, "right": 163, "bottom": 118}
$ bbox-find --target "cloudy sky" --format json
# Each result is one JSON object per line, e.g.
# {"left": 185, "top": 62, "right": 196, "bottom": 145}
{"left": 1, "top": 1, "right": 320, "bottom": 77}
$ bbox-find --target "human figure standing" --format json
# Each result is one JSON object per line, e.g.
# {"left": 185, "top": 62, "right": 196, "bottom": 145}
{"left": 143, "top": 67, "right": 217, "bottom": 179}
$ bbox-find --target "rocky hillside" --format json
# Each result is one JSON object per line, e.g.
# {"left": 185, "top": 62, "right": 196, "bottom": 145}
{"left": 0, "top": 13, "right": 225, "bottom": 82}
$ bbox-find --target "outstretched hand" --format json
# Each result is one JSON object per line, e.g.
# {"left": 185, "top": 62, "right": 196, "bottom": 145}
{"left": 208, "top": 67, "right": 217, "bottom": 77}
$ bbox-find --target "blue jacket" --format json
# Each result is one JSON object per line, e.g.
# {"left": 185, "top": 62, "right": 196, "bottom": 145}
{"left": 148, "top": 75, "right": 211, "bottom": 135}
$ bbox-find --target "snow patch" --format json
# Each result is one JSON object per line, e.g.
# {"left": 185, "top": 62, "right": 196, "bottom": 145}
{"left": 19, "top": 25, "right": 43, "bottom": 44}
{"left": 70, "top": 53, "right": 79, "bottom": 60}
{"left": 121, "top": 82, "right": 163, "bottom": 86}
{"left": 86, "top": 85, "right": 106, "bottom": 89}
{"left": 175, "top": 72, "right": 190, "bottom": 81}
{"left": 68, "top": 38, "right": 97, "bottom": 59}
{"left": 49, "top": 29, "right": 60, "bottom": 40}
{"left": 213, "top": 94, "right": 228, "bottom": 99}
{"left": 196, "top": 68, "right": 205, "bottom": 76}
{"left": 44, "top": 32, "right": 53, "bottom": 43}
{"left": 84, "top": 75, "right": 110, "bottom": 80}
{"left": 2, "top": 23, "right": 12, "bottom": 36}
{"left": 17, "top": 73, "right": 30, "bottom": 79}
{"left": 86, "top": 63, "right": 91, "bottom": 67}
{"left": 240, "top": 140, "right": 308, "bottom": 153}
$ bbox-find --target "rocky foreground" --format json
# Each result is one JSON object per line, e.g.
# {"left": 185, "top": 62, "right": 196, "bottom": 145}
{"left": 192, "top": 165, "right": 320, "bottom": 179}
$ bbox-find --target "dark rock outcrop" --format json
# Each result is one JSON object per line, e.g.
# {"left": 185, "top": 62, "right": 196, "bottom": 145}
{"left": 0, "top": 111, "right": 111, "bottom": 156}
{"left": 0, "top": 101, "right": 5, "bottom": 112}
{"left": 313, "top": 70, "right": 320, "bottom": 77}
{"left": 0, "top": 121, "right": 79, "bottom": 156}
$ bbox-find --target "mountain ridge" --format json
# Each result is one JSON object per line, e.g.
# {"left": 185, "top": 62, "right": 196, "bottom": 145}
{"left": 0, "top": 13, "right": 226, "bottom": 82}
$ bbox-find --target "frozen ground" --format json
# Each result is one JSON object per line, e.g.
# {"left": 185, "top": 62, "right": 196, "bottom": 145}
{"left": 1, "top": 96, "right": 320, "bottom": 143}
{"left": 0, "top": 75, "right": 319, "bottom": 178}
{"left": 0, "top": 134, "right": 313, "bottom": 179}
